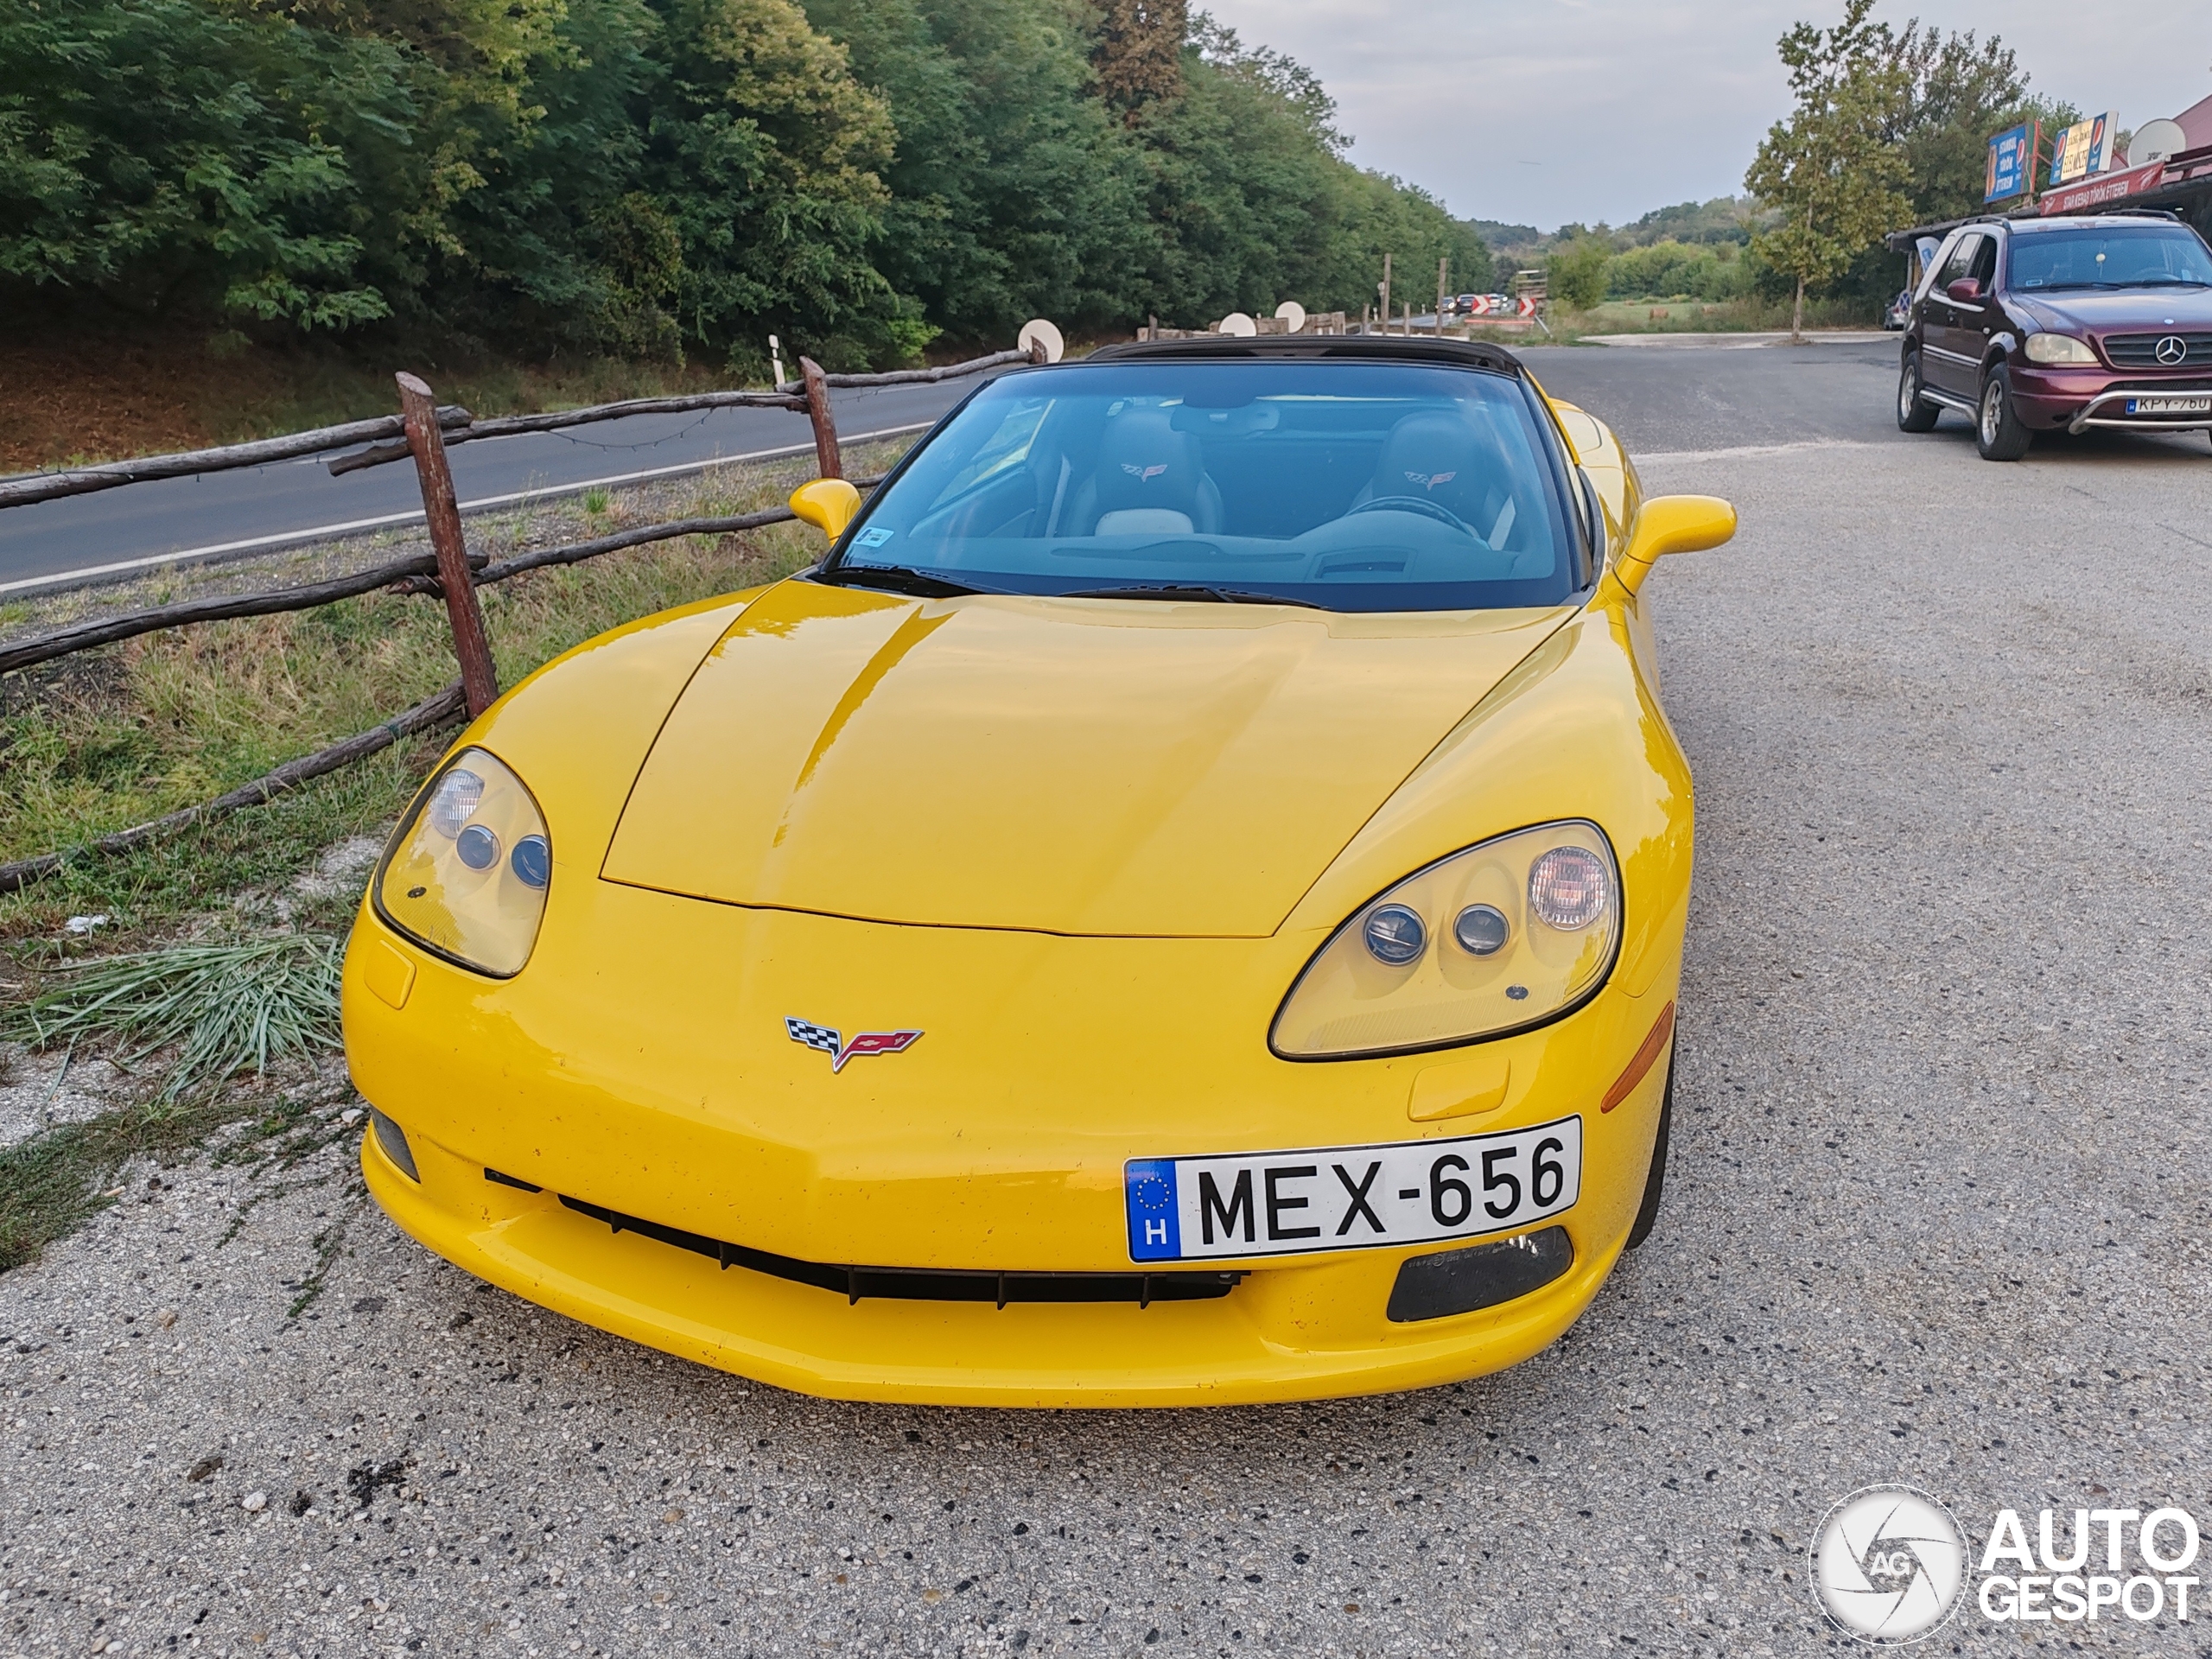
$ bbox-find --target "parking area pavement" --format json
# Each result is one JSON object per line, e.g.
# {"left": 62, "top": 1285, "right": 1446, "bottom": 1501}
{"left": 5, "top": 348, "right": 2212, "bottom": 1657}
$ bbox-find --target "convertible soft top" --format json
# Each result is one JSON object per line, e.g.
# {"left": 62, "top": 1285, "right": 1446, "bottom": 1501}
{"left": 1085, "top": 334, "right": 1529, "bottom": 376}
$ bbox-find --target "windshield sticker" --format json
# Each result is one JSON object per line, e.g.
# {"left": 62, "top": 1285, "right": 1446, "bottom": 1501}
{"left": 855, "top": 526, "right": 895, "bottom": 548}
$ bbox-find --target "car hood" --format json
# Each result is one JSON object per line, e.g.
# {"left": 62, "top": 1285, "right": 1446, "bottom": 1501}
{"left": 600, "top": 578, "right": 1573, "bottom": 937}
{"left": 2015, "top": 287, "right": 2212, "bottom": 333}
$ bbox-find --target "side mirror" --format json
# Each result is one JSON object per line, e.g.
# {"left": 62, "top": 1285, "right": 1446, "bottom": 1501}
{"left": 789, "top": 478, "right": 861, "bottom": 541}
{"left": 1613, "top": 494, "right": 1736, "bottom": 596}
{"left": 1945, "top": 276, "right": 1982, "bottom": 304}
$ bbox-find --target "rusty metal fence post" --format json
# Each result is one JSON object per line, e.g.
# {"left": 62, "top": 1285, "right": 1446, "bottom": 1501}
{"left": 798, "top": 356, "right": 842, "bottom": 480}
{"left": 397, "top": 372, "right": 499, "bottom": 718}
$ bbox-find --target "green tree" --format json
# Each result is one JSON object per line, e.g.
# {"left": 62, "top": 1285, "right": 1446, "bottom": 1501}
{"left": 0, "top": 0, "right": 414, "bottom": 328}
{"left": 1547, "top": 236, "right": 1610, "bottom": 310}
{"left": 1744, "top": 0, "right": 1910, "bottom": 338}
{"left": 803, "top": 0, "right": 1147, "bottom": 342}
{"left": 1093, "top": 0, "right": 1185, "bottom": 119}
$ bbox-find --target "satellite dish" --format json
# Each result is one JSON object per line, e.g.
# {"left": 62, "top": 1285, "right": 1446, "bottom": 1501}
{"left": 1017, "top": 318, "right": 1065, "bottom": 363}
{"left": 2130, "top": 118, "right": 2188, "bottom": 168}
{"left": 1274, "top": 301, "right": 1307, "bottom": 334}
{"left": 1217, "top": 312, "right": 1257, "bottom": 338}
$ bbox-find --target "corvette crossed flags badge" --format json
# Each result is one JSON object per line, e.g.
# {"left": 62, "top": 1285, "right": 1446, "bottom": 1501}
{"left": 785, "top": 1016, "right": 924, "bottom": 1073}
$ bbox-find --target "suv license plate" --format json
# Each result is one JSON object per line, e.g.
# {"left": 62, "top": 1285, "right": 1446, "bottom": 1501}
{"left": 2126, "top": 397, "right": 2212, "bottom": 415}
{"left": 1124, "top": 1116, "right": 1581, "bottom": 1262}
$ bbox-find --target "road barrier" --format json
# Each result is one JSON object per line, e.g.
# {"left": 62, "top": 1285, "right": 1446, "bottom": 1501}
{"left": 0, "top": 342, "right": 1043, "bottom": 894}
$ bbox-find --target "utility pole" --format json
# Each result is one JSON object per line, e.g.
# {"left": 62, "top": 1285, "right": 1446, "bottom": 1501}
{"left": 1379, "top": 252, "right": 1392, "bottom": 337}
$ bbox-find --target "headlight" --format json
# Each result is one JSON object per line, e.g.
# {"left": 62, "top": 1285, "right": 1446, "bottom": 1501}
{"left": 1271, "top": 821, "right": 1621, "bottom": 1059}
{"left": 373, "top": 747, "right": 552, "bottom": 977}
{"left": 2024, "top": 332, "right": 2096, "bottom": 365}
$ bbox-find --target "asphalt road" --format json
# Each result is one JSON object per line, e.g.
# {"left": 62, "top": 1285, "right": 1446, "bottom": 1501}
{"left": 7, "top": 343, "right": 2212, "bottom": 1656}
{"left": 0, "top": 379, "right": 978, "bottom": 596}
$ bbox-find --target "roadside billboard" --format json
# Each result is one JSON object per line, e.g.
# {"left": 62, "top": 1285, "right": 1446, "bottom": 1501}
{"left": 1985, "top": 123, "right": 2033, "bottom": 202}
{"left": 2048, "top": 112, "right": 2122, "bottom": 186}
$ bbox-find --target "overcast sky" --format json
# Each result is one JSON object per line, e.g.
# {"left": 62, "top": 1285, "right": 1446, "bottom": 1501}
{"left": 1199, "top": 1, "right": 2212, "bottom": 231}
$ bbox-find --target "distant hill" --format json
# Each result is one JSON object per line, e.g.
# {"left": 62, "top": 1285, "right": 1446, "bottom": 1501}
{"left": 1459, "top": 196, "right": 1774, "bottom": 272}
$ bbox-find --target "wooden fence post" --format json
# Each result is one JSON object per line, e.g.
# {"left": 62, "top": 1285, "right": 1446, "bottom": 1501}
{"left": 798, "top": 357, "right": 842, "bottom": 480}
{"left": 397, "top": 372, "right": 499, "bottom": 718}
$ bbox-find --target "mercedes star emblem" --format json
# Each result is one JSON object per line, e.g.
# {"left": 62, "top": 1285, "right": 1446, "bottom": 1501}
{"left": 2155, "top": 335, "right": 2189, "bottom": 365}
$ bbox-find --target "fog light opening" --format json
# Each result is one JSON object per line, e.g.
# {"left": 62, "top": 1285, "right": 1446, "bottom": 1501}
{"left": 367, "top": 1108, "right": 420, "bottom": 1182}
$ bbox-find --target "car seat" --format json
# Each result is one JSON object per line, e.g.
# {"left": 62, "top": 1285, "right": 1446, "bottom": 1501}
{"left": 1061, "top": 409, "right": 1224, "bottom": 537}
{"left": 1350, "top": 412, "right": 1519, "bottom": 550}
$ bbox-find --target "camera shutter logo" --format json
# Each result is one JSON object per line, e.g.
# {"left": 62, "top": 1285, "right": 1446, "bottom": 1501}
{"left": 1811, "top": 1486, "right": 1968, "bottom": 1644}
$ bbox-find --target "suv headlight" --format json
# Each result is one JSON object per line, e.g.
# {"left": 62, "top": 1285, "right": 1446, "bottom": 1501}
{"left": 2024, "top": 332, "right": 2096, "bottom": 365}
{"left": 1271, "top": 821, "right": 1621, "bottom": 1059}
{"left": 373, "top": 747, "right": 553, "bottom": 977}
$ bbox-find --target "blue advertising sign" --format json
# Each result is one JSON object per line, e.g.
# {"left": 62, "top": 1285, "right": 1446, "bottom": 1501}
{"left": 1986, "top": 123, "right": 2031, "bottom": 202}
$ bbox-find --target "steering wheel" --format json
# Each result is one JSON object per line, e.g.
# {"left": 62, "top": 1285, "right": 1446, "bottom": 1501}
{"left": 1345, "top": 494, "right": 1475, "bottom": 535}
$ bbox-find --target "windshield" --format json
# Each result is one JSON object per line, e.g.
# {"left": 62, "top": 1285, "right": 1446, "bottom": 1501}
{"left": 823, "top": 360, "right": 1587, "bottom": 613}
{"left": 2010, "top": 227, "right": 2212, "bottom": 290}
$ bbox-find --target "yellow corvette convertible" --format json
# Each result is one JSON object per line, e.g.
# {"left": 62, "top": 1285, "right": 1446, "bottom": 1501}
{"left": 343, "top": 336, "right": 1733, "bottom": 1407}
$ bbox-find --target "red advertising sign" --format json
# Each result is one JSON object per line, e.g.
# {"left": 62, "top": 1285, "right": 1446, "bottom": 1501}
{"left": 2038, "top": 158, "right": 2170, "bottom": 215}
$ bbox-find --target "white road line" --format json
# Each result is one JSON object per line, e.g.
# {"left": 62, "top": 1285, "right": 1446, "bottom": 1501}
{"left": 0, "top": 421, "right": 938, "bottom": 597}
{"left": 1633, "top": 439, "right": 1889, "bottom": 465}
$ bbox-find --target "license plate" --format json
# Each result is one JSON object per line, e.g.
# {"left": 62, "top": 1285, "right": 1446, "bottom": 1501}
{"left": 1124, "top": 1116, "right": 1582, "bottom": 1262}
{"left": 2126, "top": 397, "right": 2212, "bottom": 415}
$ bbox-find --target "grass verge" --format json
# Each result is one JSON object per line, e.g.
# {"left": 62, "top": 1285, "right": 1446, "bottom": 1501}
{"left": 0, "top": 437, "right": 908, "bottom": 939}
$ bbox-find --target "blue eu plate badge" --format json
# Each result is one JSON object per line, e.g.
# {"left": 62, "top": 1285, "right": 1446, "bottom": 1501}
{"left": 1124, "top": 1160, "right": 1182, "bottom": 1262}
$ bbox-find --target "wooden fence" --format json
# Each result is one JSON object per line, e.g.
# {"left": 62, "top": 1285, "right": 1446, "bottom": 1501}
{"left": 0, "top": 346, "right": 1039, "bottom": 894}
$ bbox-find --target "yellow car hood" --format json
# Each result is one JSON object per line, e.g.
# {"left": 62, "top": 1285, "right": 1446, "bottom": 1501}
{"left": 601, "top": 578, "right": 1572, "bottom": 937}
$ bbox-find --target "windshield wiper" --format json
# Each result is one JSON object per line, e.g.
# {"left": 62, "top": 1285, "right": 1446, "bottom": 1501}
{"left": 816, "top": 563, "right": 996, "bottom": 598}
{"left": 1074, "top": 583, "right": 1322, "bottom": 610}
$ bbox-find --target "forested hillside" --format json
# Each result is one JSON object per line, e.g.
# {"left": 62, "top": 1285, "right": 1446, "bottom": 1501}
{"left": 0, "top": 0, "right": 1485, "bottom": 375}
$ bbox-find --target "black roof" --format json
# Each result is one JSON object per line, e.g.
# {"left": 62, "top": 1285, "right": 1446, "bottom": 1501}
{"left": 1084, "top": 334, "right": 1525, "bottom": 376}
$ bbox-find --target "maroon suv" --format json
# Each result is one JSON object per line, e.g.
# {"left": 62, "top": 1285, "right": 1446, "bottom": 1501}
{"left": 1897, "top": 210, "right": 2212, "bottom": 460}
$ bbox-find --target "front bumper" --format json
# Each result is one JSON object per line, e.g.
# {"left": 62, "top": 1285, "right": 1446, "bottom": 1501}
{"left": 362, "top": 1122, "right": 1636, "bottom": 1407}
{"left": 344, "top": 877, "right": 1681, "bottom": 1407}
{"left": 2007, "top": 364, "right": 2212, "bottom": 432}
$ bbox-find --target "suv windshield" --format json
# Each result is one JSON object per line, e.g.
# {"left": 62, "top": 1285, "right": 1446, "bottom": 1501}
{"left": 823, "top": 360, "right": 1588, "bottom": 613}
{"left": 2011, "top": 226, "right": 2212, "bottom": 290}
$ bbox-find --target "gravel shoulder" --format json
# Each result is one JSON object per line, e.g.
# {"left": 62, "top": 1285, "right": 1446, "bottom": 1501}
{"left": 4, "top": 390, "right": 2211, "bottom": 1656}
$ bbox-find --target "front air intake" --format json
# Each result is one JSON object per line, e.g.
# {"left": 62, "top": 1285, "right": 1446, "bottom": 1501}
{"left": 554, "top": 1193, "right": 1243, "bottom": 1308}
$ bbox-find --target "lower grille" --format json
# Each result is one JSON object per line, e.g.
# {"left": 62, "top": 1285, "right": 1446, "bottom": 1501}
{"left": 553, "top": 1193, "right": 1243, "bottom": 1307}
{"left": 2104, "top": 333, "right": 2212, "bottom": 368}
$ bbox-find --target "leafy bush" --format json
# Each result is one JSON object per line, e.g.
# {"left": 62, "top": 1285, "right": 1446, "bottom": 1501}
{"left": 1547, "top": 238, "right": 1611, "bottom": 310}
{"left": 1605, "top": 240, "right": 1752, "bottom": 302}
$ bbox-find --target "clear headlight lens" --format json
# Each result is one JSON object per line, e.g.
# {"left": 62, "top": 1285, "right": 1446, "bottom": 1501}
{"left": 1271, "top": 821, "right": 1621, "bottom": 1059}
{"left": 2024, "top": 332, "right": 2096, "bottom": 365}
{"left": 374, "top": 747, "right": 552, "bottom": 977}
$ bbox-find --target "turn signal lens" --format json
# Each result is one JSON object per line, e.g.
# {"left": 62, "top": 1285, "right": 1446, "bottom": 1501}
{"left": 1529, "top": 846, "right": 1610, "bottom": 930}
{"left": 426, "top": 768, "right": 483, "bottom": 836}
{"left": 1271, "top": 821, "right": 1621, "bottom": 1059}
{"left": 2024, "top": 332, "right": 2096, "bottom": 365}
{"left": 374, "top": 747, "right": 552, "bottom": 977}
